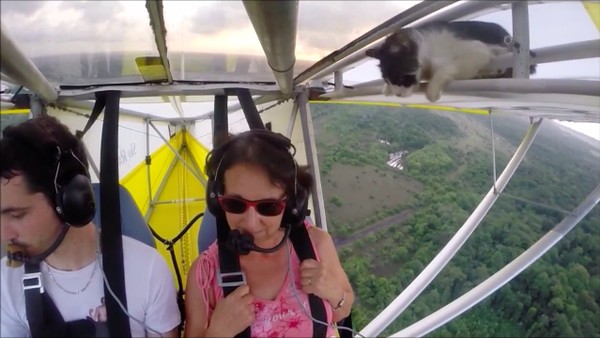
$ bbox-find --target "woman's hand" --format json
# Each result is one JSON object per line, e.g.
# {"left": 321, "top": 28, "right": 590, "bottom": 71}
{"left": 299, "top": 259, "right": 343, "bottom": 308}
{"left": 206, "top": 284, "right": 255, "bottom": 336}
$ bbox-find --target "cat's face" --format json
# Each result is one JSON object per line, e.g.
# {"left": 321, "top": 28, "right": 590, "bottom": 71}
{"left": 366, "top": 31, "right": 420, "bottom": 97}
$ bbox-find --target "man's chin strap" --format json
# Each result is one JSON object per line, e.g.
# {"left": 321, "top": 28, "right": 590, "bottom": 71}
{"left": 7, "top": 224, "right": 70, "bottom": 267}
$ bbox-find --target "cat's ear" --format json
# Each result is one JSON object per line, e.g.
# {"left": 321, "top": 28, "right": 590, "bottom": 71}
{"left": 365, "top": 47, "right": 380, "bottom": 59}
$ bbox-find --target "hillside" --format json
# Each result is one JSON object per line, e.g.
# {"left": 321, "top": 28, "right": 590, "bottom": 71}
{"left": 309, "top": 102, "right": 600, "bottom": 337}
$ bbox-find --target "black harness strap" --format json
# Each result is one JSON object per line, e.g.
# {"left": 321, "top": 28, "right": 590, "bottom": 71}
{"left": 288, "top": 225, "right": 328, "bottom": 338}
{"left": 23, "top": 262, "right": 96, "bottom": 337}
{"left": 23, "top": 262, "right": 45, "bottom": 337}
{"left": 75, "top": 92, "right": 107, "bottom": 139}
{"left": 216, "top": 214, "right": 251, "bottom": 338}
{"left": 217, "top": 221, "right": 328, "bottom": 338}
{"left": 99, "top": 91, "right": 131, "bottom": 337}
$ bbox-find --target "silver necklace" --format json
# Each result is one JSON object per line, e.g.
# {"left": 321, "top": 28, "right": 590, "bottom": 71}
{"left": 45, "top": 256, "right": 99, "bottom": 295}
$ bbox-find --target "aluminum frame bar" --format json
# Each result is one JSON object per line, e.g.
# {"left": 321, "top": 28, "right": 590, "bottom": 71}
{"left": 59, "top": 99, "right": 164, "bottom": 121}
{"left": 322, "top": 78, "right": 600, "bottom": 99}
{"left": 199, "top": 94, "right": 280, "bottom": 121}
{"left": 512, "top": 2, "right": 531, "bottom": 79}
{"left": 144, "top": 144, "right": 182, "bottom": 222}
{"left": 359, "top": 118, "right": 544, "bottom": 337}
{"left": 148, "top": 121, "right": 205, "bottom": 185}
{"left": 0, "top": 23, "right": 58, "bottom": 103}
{"left": 285, "top": 99, "right": 300, "bottom": 139}
{"left": 243, "top": 0, "right": 299, "bottom": 95}
{"left": 485, "top": 39, "right": 600, "bottom": 74}
{"left": 145, "top": 118, "right": 153, "bottom": 217}
{"left": 298, "top": 90, "right": 328, "bottom": 231}
{"left": 146, "top": 0, "right": 174, "bottom": 84}
{"left": 391, "top": 184, "right": 600, "bottom": 337}
{"left": 151, "top": 197, "right": 205, "bottom": 206}
{"left": 57, "top": 83, "right": 282, "bottom": 101}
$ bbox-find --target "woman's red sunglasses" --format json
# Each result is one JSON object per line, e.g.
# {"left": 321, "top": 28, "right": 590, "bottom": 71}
{"left": 218, "top": 196, "right": 287, "bottom": 216}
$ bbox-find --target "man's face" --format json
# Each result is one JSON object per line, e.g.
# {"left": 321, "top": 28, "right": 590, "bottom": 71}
{"left": 1, "top": 174, "right": 63, "bottom": 256}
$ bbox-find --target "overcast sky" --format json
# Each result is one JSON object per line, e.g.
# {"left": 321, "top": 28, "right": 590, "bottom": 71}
{"left": 1, "top": 1, "right": 598, "bottom": 140}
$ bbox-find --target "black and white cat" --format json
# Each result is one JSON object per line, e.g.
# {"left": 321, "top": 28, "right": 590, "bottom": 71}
{"left": 366, "top": 21, "right": 536, "bottom": 102}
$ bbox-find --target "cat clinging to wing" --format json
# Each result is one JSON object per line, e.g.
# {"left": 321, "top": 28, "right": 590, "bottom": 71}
{"left": 366, "top": 21, "right": 536, "bottom": 102}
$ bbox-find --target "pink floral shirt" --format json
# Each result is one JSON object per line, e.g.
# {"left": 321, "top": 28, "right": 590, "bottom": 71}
{"left": 195, "top": 226, "right": 336, "bottom": 337}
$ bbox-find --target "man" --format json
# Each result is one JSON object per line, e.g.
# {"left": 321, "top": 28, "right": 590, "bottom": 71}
{"left": 0, "top": 115, "right": 180, "bottom": 337}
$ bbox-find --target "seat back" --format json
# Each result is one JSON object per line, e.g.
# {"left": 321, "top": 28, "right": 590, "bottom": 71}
{"left": 92, "top": 183, "right": 156, "bottom": 248}
{"left": 197, "top": 210, "right": 217, "bottom": 253}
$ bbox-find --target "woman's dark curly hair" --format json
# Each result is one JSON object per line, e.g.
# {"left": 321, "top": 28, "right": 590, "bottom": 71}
{"left": 205, "top": 130, "right": 313, "bottom": 199}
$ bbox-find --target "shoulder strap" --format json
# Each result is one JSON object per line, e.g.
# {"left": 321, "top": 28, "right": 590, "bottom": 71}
{"left": 216, "top": 220, "right": 329, "bottom": 337}
{"left": 23, "top": 263, "right": 95, "bottom": 337}
{"left": 288, "top": 225, "right": 328, "bottom": 338}
{"left": 216, "top": 215, "right": 251, "bottom": 338}
{"left": 98, "top": 91, "right": 131, "bottom": 337}
{"left": 23, "top": 262, "right": 47, "bottom": 337}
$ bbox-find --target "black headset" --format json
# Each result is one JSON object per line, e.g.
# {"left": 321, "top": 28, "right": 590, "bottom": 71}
{"left": 6, "top": 125, "right": 96, "bottom": 228}
{"left": 52, "top": 146, "right": 96, "bottom": 227}
{"left": 205, "top": 130, "right": 309, "bottom": 254}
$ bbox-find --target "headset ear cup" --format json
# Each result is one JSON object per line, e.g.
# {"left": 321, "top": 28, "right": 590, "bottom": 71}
{"left": 58, "top": 174, "right": 96, "bottom": 227}
{"left": 282, "top": 184, "right": 308, "bottom": 228}
{"left": 206, "top": 179, "right": 224, "bottom": 218}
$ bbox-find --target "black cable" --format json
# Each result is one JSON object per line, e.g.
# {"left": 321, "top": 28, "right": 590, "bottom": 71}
{"left": 147, "top": 212, "right": 205, "bottom": 334}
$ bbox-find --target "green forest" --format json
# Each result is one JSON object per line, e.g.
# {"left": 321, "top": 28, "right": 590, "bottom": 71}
{"left": 309, "top": 102, "right": 600, "bottom": 337}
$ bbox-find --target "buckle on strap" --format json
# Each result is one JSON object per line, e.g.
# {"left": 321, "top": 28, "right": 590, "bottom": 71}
{"left": 217, "top": 269, "right": 246, "bottom": 288}
{"left": 22, "top": 272, "right": 44, "bottom": 293}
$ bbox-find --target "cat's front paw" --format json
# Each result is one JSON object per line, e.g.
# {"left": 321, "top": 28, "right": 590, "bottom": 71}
{"left": 426, "top": 87, "right": 442, "bottom": 102}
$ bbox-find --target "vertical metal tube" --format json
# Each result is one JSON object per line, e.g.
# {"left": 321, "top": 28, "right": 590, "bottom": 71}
{"left": 512, "top": 2, "right": 531, "bottom": 79}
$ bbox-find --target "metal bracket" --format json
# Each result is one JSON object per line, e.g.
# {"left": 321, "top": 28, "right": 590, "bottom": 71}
{"left": 22, "top": 272, "right": 44, "bottom": 294}
{"left": 217, "top": 269, "right": 247, "bottom": 288}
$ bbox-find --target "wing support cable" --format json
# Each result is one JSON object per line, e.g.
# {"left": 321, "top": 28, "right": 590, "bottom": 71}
{"left": 391, "top": 184, "right": 600, "bottom": 337}
{"left": 359, "top": 118, "right": 544, "bottom": 337}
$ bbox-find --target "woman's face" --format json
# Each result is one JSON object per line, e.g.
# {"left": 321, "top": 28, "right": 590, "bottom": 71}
{"left": 222, "top": 162, "right": 286, "bottom": 245}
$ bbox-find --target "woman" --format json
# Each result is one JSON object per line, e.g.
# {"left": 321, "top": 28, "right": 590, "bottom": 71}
{"left": 184, "top": 130, "right": 354, "bottom": 337}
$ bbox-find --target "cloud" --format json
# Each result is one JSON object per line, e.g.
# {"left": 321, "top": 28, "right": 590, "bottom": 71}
{"left": 56, "top": 0, "right": 125, "bottom": 25}
{"left": 0, "top": 1, "right": 46, "bottom": 16}
{"left": 1, "top": 1, "right": 418, "bottom": 59}
{"left": 295, "top": 1, "right": 420, "bottom": 59}
{"left": 188, "top": 2, "right": 249, "bottom": 35}
{"left": 178, "top": 1, "right": 419, "bottom": 60}
{"left": 1, "top": 1, "right": 154, "bottom": 56}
